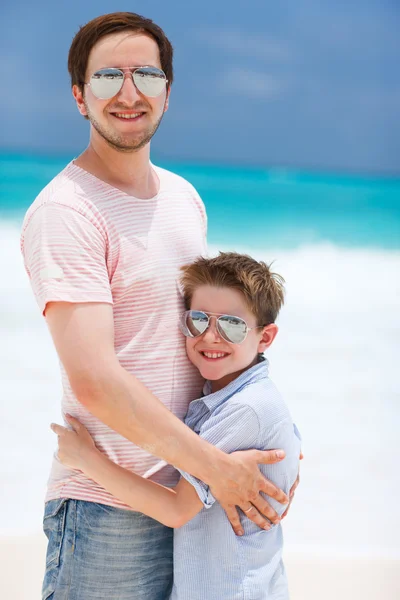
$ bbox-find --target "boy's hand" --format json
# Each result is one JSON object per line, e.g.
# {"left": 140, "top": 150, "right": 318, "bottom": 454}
{"left": 51, "top": 414, "right": 98, "bottom": 471}
{"left": 208, "top": 449, "right": 289, "bottom": 536}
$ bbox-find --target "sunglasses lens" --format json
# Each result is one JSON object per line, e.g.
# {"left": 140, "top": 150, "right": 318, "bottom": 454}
{"left": 180, "top": 311, "right": 209, "bottom": 337}
{"left": 218, "top": 315, "right": 247, "bottom": 344}
{"left": 133, "top": 67, "right": 167, "bottom": 97}
{"left": 90, "top": 69, "right": 124, "bottom": 99}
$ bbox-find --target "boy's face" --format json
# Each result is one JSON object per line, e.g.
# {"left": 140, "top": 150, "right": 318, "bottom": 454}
{"left": 185, "top": 285, "right": 278, "bottom": 392}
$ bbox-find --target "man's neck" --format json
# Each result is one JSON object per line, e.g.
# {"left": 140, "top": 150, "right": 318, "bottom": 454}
{"left": 74, "top": 134, "right": 159, "bottom": 199}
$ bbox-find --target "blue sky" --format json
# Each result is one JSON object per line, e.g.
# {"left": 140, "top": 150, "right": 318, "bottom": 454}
{"left": 1, "top": 0, "right": 399, "bottom": 173}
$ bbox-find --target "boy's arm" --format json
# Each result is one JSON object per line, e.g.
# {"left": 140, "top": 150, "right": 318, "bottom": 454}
{"left": 52, "top": 417, "right": 203, "bottom": 528}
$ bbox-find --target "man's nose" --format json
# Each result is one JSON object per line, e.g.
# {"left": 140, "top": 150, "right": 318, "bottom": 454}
{"left": 117, "top": 74, "right": 142, "bottom": 104}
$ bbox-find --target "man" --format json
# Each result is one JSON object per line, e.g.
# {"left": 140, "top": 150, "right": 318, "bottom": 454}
{"left": 21, "top": 12, "right": 297, "bottom": 600}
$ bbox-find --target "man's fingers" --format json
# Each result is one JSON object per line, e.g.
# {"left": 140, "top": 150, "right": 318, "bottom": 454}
{"left": 281, "top": 500, "right": 291, "bottom": 519}
{"left": 220, "top": 504, "right": 244, "bottom": 537}
{"left": 50, "top": 423, "right": 68, "bottom": 436}
{"left": 259, "top": 476, "right": 289, "bottom": 504}
{"left": 255, "top": 449, "right": 286, "bottom": 464}
{"left": 250, "top": 496, "right": 280, "bottom": 525}
{"left": 289, "top": 474, "right": 300, "bottom": 496}
{"left": 240, "top": 505, "right": 271, "bottom": 530}
{"left": 282, "top": 473, "right": 299, "bottom": 519}
{"left": 299, "top": 451, "right": 304, "bottom": 460}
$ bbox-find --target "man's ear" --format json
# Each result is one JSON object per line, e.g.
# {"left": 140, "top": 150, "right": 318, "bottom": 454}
{"left": 72, "top": 85, "right": 88, "bottom": 117}
{"left": 163, "top": 86, "right": 171, "bottom": 113}
{"left": 258, "top": 324, "right": 278, "bottom": 353}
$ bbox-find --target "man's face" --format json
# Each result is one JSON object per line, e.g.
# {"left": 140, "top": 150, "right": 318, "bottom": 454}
{"left": 185, "top": 285, "right": 276, "bottom": 392}
{"left": 73, "top": 32, "right": 170, "bottom": 152}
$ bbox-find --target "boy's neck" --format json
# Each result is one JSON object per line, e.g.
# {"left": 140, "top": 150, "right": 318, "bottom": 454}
{"left": 210, "top": 355, "right": 263, "bottom": 393}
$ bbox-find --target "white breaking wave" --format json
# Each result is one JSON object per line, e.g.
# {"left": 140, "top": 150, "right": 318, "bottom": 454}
{"left": 1, "top": 221, "right": 399, "bottom": 558}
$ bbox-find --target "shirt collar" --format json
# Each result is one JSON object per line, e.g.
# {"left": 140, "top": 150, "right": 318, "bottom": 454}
{"left": 200, "top": 356, "right": 269, "bottom": 412}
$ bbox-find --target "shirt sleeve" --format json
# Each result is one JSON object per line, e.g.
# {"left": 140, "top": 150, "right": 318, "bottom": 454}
{"left": 21, "top": 203, "right": 113, "bottom": 315}
{"left": 178, "top": 402, "right": 260, "bottom": 508}
{"left": 188, "top": 182, "right": 208, "bottom": 253}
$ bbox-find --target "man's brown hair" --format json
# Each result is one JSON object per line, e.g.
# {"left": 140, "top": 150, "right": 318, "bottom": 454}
{"left": 68, "top": 12, "right": 174, "bottom": 91}
{"left": 180, "top": 252, "right": 285, "bottom": 326}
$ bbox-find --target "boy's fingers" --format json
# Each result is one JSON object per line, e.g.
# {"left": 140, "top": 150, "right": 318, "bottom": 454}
{"left": 50, "top": 423, "right": 68, "bottom": 436}
{"left": 65, "top": 414, "right": 81, "bottom": 432}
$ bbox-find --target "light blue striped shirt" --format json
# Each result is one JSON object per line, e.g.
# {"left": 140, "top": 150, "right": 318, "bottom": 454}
{"left": 170, "top": 359, "right": 301, "bottom": 600}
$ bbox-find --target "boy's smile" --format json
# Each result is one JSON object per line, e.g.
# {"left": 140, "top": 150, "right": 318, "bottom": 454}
{"left": 201, "top": 351, "right": 230, "bottom": 360}
{"left": 185, "top": 285, "right": 277, "bottom": 392}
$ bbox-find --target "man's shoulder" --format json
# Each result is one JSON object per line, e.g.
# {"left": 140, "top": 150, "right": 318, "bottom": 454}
{"left": 153, "top": 164, "right": 201, "bottom": 196}
{"left": 21, "top": 163, "right": 97, "bottom": 235}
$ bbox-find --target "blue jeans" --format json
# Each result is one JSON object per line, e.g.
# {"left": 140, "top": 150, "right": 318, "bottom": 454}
{"left": 42, "top": 498, "right": 173, "bottom": 600}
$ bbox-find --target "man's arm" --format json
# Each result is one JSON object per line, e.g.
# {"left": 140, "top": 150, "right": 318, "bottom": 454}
{"left": 45, "top": 301, "right": 288, "bottom": 534}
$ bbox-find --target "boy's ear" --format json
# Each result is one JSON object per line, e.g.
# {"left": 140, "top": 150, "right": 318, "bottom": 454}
{"left": 258, "top": 324, "right": 278, "bottom": 353}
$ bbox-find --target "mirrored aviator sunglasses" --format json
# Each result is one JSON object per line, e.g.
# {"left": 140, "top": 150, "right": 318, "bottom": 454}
{"left": 179, "top": 310, "right": 252, "bottom": 345}
{"left": 88, "top": 66, "right": 168, "bottom": 100}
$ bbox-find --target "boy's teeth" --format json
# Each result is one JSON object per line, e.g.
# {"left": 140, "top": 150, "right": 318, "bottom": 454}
{"left": 203, "top": 352, "right": 226, "bottom": 359}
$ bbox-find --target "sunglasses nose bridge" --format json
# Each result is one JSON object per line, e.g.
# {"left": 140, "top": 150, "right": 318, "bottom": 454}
{"left": 117, "top": 71, "right": 141, "bottom": 100}
{"left": 201, "top": 315, "right": 222, "bottom": 341}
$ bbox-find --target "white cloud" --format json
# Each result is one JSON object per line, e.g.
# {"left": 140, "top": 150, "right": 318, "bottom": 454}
{"left": 217, "top": 68, "right": 286, "bottom": 99}
{"left": 193, "top": 27, "right": 291, "bottom": 62}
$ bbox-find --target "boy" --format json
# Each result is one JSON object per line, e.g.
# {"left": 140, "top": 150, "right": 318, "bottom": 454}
{"left": 52, "top": 251, "right": 301, "bottom": 599}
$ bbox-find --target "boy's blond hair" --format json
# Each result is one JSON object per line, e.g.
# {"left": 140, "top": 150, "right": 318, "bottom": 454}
{"left": 180, "top": 252, "right": 285, "bottom": 325}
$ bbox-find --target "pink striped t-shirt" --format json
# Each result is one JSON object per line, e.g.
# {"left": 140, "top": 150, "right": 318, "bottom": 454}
{"left": 21, "top": 161, "right": 207, "bottom": 508}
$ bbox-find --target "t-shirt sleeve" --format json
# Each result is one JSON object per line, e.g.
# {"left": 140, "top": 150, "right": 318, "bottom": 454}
{"left": 21, "top": 203, "right": 113, "bottom": 315}
{"left": 178, "top": 402, "right": 260, "bottom": 508}
{"left": 189, "top": 183, "right": 208, "bottom": 254}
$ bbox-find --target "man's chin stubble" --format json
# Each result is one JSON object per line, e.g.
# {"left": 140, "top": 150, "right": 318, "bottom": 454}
{"left": 86, "top": 107, "right": 165, "bottom": 154}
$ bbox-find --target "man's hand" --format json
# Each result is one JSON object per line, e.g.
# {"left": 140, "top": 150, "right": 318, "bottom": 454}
{"left": 208, "top": 449, "right": 289, "bottom": 536}
{"left": 51, "top": 414, "right": 99, "bottom": 471}
{"left": 282, "top": 450, "right": 303, "bottom": 519}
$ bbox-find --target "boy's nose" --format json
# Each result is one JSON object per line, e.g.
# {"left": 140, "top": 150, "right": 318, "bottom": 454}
{"left": 202, "top": 317, "right": 222, "bottom": 342}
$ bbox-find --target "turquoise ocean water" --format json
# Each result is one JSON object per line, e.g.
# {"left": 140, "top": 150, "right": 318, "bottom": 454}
{"left": 1, "top": 152, "right": 399, "bottom": 558}
{"left": 1, "top": 152, "right": 399, "bottom": 248}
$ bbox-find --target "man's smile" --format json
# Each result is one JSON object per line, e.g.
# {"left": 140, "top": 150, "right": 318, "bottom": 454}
{"left": 110, "top": 111, "right": 145, "bottom": 121}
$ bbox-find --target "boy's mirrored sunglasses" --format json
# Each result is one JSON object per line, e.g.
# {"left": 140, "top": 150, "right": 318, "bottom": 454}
{"left": 180, "top": 310, "right": 263, "bottom": 345}
{"left": 86, "top": 66, "right": 168, "bottom": 99}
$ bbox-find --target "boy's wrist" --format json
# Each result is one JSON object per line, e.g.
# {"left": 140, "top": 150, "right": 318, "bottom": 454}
{"left": 79, "top": 446, "right": 102, "bottom": 472}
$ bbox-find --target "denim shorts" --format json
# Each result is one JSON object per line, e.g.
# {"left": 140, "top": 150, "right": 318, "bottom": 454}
{"left": 42, "top": 498, "right": 173, "bottom": 600}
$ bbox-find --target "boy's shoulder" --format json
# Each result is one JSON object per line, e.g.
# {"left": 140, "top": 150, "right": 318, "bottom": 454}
{"left": 228, "top": 375, "right": 291, "bottom": 429}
